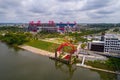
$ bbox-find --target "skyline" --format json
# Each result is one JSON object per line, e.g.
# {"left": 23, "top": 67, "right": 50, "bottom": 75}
{"left": 0, "top": 0, "right": 120, "bottom": 23}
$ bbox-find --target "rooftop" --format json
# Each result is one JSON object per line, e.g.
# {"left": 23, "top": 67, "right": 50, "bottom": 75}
{"left": 105, "top": 34, "right": 119, "bottom": 39}
{"left": 92, "top": 40, "right": 104, "bottom": 43}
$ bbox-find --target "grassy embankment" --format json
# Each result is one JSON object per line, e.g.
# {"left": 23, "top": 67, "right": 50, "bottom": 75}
{"left": 86, "top": 58, "right": 120, "bottom": 71}
{"left": 26, "top": 40, "right": 59, "bottom": 52}
{"left": 26, "top": 40, "right": 75, "bottom": 53}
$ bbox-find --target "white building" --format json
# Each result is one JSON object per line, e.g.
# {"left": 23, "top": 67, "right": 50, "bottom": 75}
{"left": 89, "top": 34, "right": 120, "bottom": 54}
{"left": 104, "top": 34, "right": 120, "bottom": 53}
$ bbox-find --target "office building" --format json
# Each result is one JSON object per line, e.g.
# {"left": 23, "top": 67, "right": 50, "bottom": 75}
{"left": 88, "top": 34, "right": 120, "bottom": 54}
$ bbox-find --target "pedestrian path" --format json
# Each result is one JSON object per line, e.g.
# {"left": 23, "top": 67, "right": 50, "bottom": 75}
{"left": 76, "top": 64, "right": 120, "bottom": 75}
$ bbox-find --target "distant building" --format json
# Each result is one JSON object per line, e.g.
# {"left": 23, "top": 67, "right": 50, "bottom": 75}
{"left": 0, "top": 23, "right": 28, "bottom": 27}
{"left": 56, "top": 23, "right": 77, "bottom": 33}
{"left": 88, "top": 34, "right": 120, "bottom": 54}
{"left": 28, "top": 21, "right": 57, "bottom": 33}
{"left": 28, "top": 21, "right": 77, "bottom": 33}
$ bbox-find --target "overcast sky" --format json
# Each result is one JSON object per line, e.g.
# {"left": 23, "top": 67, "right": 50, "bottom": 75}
{"left": 0, "top": 0, "right": 120, "bottom": 23}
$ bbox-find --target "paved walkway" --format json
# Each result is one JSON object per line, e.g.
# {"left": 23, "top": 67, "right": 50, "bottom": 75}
{"left": 78, "top": 54, "right": 107, "bottom": 61}
{"left": 19, "top": 45, "right": 54, "bottom": 57}
{"left": 76, "top": 64, "right": 120, "bottom": 75}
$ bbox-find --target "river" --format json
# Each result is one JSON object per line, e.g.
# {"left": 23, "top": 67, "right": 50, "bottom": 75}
{"left": 0, "top": 42, "right": 119, "bottom": 80}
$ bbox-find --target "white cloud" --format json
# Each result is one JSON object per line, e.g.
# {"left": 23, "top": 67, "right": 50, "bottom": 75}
{"left": 0, "top": 0, "right": 120, "bottom": 23}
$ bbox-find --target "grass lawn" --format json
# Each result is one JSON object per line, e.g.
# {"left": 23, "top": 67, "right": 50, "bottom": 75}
{"left": 26, "top": 40, "right": 76, "bottom": 53}
{"left": 26, "top": 40, "right": 59, "bottom": 52}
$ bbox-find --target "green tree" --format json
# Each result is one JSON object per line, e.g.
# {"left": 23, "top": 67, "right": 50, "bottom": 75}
{"left": 113, "top": 28, "right": 119, "bottom": 32}
{"left": 81, "top": 43, "right": 87, "bottom": 54}
{"left": 0, "top": 32, "right": 29, "bottom": 45}
{"left": 81, "top": 43, "right": 87, "bottom": 49}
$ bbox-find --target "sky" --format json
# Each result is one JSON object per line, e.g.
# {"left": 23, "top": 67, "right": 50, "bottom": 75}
{"left": 0, "top": 0, "right": 120, "bottom": 23}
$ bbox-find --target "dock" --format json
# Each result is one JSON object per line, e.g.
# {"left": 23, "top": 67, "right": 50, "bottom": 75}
{"left": 49, "top": 57, "right": 70, "bottom": 64}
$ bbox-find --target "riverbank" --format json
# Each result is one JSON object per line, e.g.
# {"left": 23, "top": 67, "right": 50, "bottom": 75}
{"left": 19, "top": 45, "right": 54, "bottom": 57}
{"left": 19, "top": 45, "right": 120, "bottom": 75}
{"left": 19, "top": 45, "right": 105, "bottom": 61}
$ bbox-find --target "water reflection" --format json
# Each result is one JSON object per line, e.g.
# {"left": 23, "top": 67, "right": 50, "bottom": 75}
{"left": 117, "top": 75, "right": 120, "bottom": 80}
{"left": 6, "top": 43, "right": 23, "bottom": 52}
{"left": 54, "top": 60, "right": 77, "bottom": 80}
{"left": 51, "top": 58, "right": 119, "bottom": 80}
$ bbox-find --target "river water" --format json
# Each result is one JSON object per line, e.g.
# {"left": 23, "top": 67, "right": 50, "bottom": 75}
{"left": 0, "top": 42, "right": 119, "bottom": 80}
